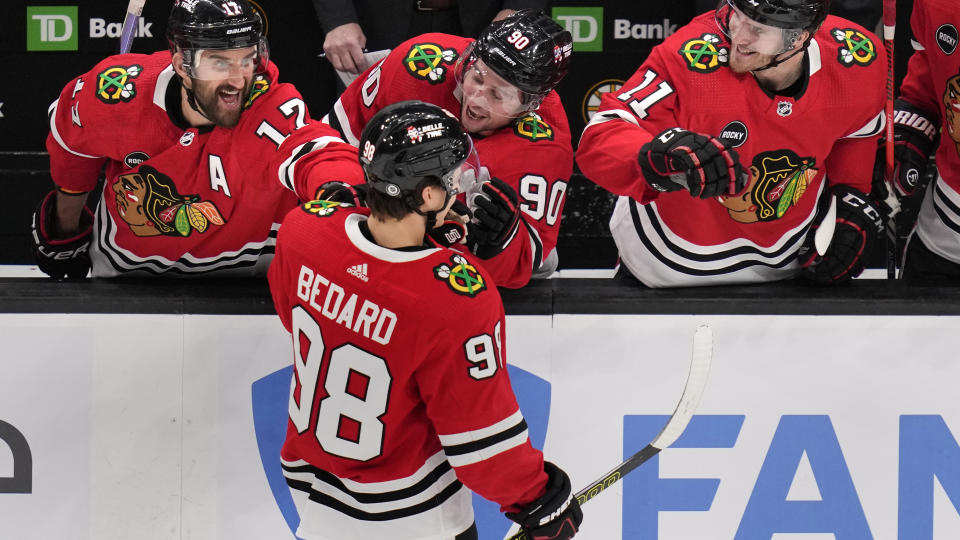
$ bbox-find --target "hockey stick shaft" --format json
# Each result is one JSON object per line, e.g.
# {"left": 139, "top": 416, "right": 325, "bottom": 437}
{"left": 505, "top": 325, "right": 713, "bottom": 540}
{"left": 882, "top": 0, "right": 898, "bottom": 278}
{"left": 119, "top": 0, "right": 147, "bottom": 54}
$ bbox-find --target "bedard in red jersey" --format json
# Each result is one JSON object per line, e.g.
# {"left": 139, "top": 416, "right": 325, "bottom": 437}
{"left": 268, "top": 101, "right": 581, "bottom": 540}
{"left": 577, "top": 1, "right": 887, "bottom": 287}
{"left": 324, "top": 10, "right": 573, "bottom": 288}
{"left": 33, "top": 0, "right": 362, "bottom": 278}
{"left": 891, "top": 0, "right": 960, "bottom": 280}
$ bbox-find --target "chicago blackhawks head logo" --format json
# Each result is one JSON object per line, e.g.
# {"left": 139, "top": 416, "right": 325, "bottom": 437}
{"left": 112, "top": 165, "right": 225, "bottom": 237}
{"left": 433, "top": 254, "right": 486, "bottom": 297}
{"left": 678, "top": 34, "right": 728, "bottom": 73}
{"left": 96, "top": 64, "right": 142, "bottom": 103}
{"left": 944, "top": 70, "right": 960, "bottom": 153}
{"left": 404, "top": 42, "right": 458, "bottom": 83}
{"left": 300, "top": 199, "right": 344, "bottom": 217}
{"left": 830, "top": 28, "right": 877, "bottom": 67}
{"left": 719, "top": 150, "right": 818, "bottom": 223}
{"left": 513, "top": 112, "right": 554, "bottom": 142}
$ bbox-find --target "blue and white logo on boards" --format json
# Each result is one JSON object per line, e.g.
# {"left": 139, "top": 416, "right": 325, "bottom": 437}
{"left": 251, "top": 365, "right": 552, "bottom": 537}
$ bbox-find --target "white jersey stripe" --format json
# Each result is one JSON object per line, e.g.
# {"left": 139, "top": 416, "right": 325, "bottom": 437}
{"left": 437, "top": 409, "right": 524, "bottom": 446}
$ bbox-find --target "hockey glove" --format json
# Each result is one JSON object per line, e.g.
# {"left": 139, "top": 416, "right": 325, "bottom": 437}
{"left": 797, "top": 184, "right": 883, "bottom": 284}
{"left": 875, "top": 99, "right": 938, "bottom": 199}
{"left": 314, "top": 181, "right": 368, "bottom": 207}
{"left": 467, "top": 177, "right": 522, "bottom": 259}
{"left": 505, "top": 462, "right": 583, "bottom": 540}
{"left": 638, "top": 127, "right": 747, "bottom": 199}
{"left": 31, "top": 190, "right": 94, "bottom": 280}
{"left": 428, "top": 201, "right": 471, "bottom": 247}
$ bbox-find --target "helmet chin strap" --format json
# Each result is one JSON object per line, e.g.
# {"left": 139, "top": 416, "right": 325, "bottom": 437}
{"left": 411, "top": 190, "right": 453, "bottom": 230}
{"left": 751, "top": 34, "right": 811, "bottom": 72}
{"left": 183, "top": 82, "right": 215, "bottom": 122}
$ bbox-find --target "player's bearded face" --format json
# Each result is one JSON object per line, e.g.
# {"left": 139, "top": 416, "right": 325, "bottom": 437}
{"left": 188, "top": 47, "right": 257, "bottom": 128}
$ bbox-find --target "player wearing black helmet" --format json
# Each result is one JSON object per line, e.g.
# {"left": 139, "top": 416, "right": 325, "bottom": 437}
{"left": 323, "top": 9, "right": 574, "bottom": 288}
{"left": 578, "top": 0, "right": 887, "bottom": 287}
{"left": 34, "top": 0, "right": 363, "bottom": 278}
{"left": 268, "top": 100, "right": 582, "bottom": 540}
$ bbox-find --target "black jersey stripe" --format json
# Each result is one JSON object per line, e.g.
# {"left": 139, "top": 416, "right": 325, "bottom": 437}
{"left": 281, "top": 459, "right": 455, "bottom": 505}
{"left": 286, "top": 476, "right": 464, "bottom": 522}
{"left": 441, "top": 419, "right": 529, "bottom": 457}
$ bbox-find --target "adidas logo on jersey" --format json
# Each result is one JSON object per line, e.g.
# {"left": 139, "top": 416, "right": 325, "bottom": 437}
{"left": 347, "top": 263, "right": 368, "bottom": 282}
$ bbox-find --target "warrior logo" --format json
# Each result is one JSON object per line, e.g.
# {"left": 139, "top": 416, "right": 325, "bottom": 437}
{"left": 433, "top": 254, "right": 487, "bottom": 297}
{"left": 112, "top": 165, "right": 225, "bottom": 237}
{"left": 937, "top": 24, "right": 959, "bottom": 55}
{"left": 96, "top": 64, "right": 142, "bottom": 103}
{"left": 678, "top": 34, "right": 728, "bottom": 73}
{"left": 719, "top": 150, "right": 818, "bottom": 223}
{"left": 244, "top": 75, "right": 270, "bottom": 108}
{"left": 300, "top": 199, "right": 342, "bottom": 218}
{"left": 403, "top": 42, "right": 458, "bottom": 83}
{"left": 831, "top": 28, "right": 877, "bottom": 67}
{"left": 944, "top": 70, "right": 960, "bottom": 154}
{"left": 581, "top": 79, "right": 624, "bottom": 124}
{"left": 513, "top": 112, "right": 554, "bottom": 142}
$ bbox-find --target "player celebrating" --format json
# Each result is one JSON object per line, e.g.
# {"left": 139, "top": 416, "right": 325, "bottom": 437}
{"left": 33, "top": 0, "right": 363, "bottom": 278}
{"left": 577, "top": 0, "right": 887, "bottom": 287}
{"left": 268, "top": 101, "right": 582, "bottom": 540}
{"left": 881, "top": 0, "right": 960, "bottom": 281}
{"left": 323, "top": 9, "right": 573, "bottom": 288}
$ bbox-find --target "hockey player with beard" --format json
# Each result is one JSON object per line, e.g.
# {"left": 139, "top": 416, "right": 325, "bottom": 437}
{"left": 322, "top": 9, "right": 573, "bottom": 288}
{"left": 878, "top": 0, "right": 960, "bottom": 281}
{"left": 577, "top": 0, "right": 888, "bottom": 287}
{"left": 33, "top": 0, "right": 363, "bottom": 278}
{"left": 268, "top": 101, "right": 582, "bottom": 540}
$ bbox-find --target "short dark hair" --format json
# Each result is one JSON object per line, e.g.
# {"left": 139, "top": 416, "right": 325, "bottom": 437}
{"left": 366, "top": 175, "right": 443, "bottom": 221}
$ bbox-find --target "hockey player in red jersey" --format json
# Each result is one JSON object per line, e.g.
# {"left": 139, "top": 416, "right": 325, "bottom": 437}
{"left": 268, "top": 101, "right": 582, "bottom": 540}
{"left": 879, "top": 0, "right": 960, "bottom": 281}
{"left": 32, "top": 0, "right": 363, "bottom": 278}
{"left": 323, "top": 10, "right": 574, "bottom": 288}
{"left": 577, "top": 0, "right": 887, "bottom": 287}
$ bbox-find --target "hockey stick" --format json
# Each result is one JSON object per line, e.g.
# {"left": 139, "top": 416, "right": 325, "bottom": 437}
{"left": 118, "top": 0, "right": 147, "bottom": 54}
{"left": 504, "top": 325, "right": 713, "bottom": 540}
{"left": 881, "top": 0, "right": 900, "bottom": 279}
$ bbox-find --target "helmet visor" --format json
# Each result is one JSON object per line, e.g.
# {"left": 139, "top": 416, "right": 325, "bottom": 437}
{"left": 182, "top": 40, "right": 269, "bottom": 80}
{"left": 455, "top": 44, "right": 542, "bottom": 119}
{"left": 716, "top": 0, "right": 804, "bottom": 55}
{"left": 442, "top": 143, "right": 483, "bottom": 198}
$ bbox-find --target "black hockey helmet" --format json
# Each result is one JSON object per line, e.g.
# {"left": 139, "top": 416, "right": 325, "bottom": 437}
{"left": 359, "top": 101, "right": 473, "bottom": 200}
{"left": 461, "top": 9, "right": 572, "bottom": 104}
{"left": 728, "top": 0, "right": 829, "bottom": 31}
{"left": 167, "top": 0, "right": 268, "bottom": 78}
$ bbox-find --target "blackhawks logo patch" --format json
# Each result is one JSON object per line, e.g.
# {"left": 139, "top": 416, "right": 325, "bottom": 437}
{"left": 831, "top": 28, "right": 877, "bottom": 67}
{"left": 301, "top": 199, "right": 345, "bottom": 218}
{"left": 434, "top": 254, "right": 487, "bottom": 297}
{"left": 678, "top": 34, "right": 728, "bottom": 73}
{"left": 244, "top": 75, "right": 270, "bottom": 108}
{"left": 513, "top": 112, "right": 553, "bottom": 142}
{"left": 403, "top": 42, "right": 458, "bottom": 83}
{"left": 96, "top": 64, "right": 142, "bottom": 103}
{"left": 112, "top": 165, "right": 225, "bottom": 237}
{"left": 718, "top": 150, "right": 818, "bottom": 223}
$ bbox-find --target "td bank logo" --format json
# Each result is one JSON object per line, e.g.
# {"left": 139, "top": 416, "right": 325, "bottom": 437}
{"left": 552, "top": 7, "right": 603, "bottom": 52}
{"left": 27, "top": 6, "right": 78, "bottom": 51}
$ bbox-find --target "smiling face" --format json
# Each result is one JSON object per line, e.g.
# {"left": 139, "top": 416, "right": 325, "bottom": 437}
{"left": 459, "top": 59, "right": 528, "bottom": 135}
{"left": 718, "top": 0, "right": 807, "bottom": 74}
{"left": 175, "top": 46, "right": 258, "bottom": 128}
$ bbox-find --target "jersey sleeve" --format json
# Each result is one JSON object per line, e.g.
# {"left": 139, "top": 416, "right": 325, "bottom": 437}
{"left": 576, "top": 45, "right": 679, "bottom": 204}
{"left": 899, "top": 3, "right": 941, "bottom": 118}
{"left": 414, "top": 293, "right": 547, "bottom": 512}
{"left": 273, "top": 119, "right": 364, "bottom": 202}
{"left": 46, "top": 65, "right": 114, "bottom": 193}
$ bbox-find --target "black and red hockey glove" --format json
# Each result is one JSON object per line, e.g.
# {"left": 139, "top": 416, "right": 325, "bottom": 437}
{"left": 638, "top": 127, "right": 747, "bottom": 199}
{"left": 797, "top": 184, "right": 884, "bottom": 284}
{"left": 874, "top": 99, "right": 938, "bottom": 200}
{"left": 428, "top": 201, "right": 471, "bottom": 247}
{"left": 314, "top": 181, "right": 368, "bottom": 207}
{"left": 467, "top": 177, "right": 522, "bottom": 259}
{"left": 31, "top": 190, "right": 94, "bottom": 280}
{"left": 505, "top": 462, "right": 583, "bottom": 540}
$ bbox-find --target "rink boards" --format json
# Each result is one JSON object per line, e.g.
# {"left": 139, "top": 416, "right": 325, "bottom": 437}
{"left": 1, "top": 311, "right": 958, "bottom": 540}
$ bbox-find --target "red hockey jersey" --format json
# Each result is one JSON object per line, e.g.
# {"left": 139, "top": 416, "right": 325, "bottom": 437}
{"left": 577, "top": 13, "right": 887, "bottom": 287}
{"left": 46, "top": 51, "right": 362, "bottom": 277}
{"left": 267, "top": 202, "right": 548, "bottom": 539}
{"left": 325, "top": 33, "right": 573, "bottom": 288}
{"left": 901, "top": 0, "right": 960, "bottom": 264}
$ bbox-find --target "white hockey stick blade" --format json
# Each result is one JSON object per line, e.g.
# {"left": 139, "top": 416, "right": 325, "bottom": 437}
{"left": 814, "top": 194, "right": 838, "bottom": 256}
{"left": 650, "top": 324, "right": 713, "bottom": 450}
